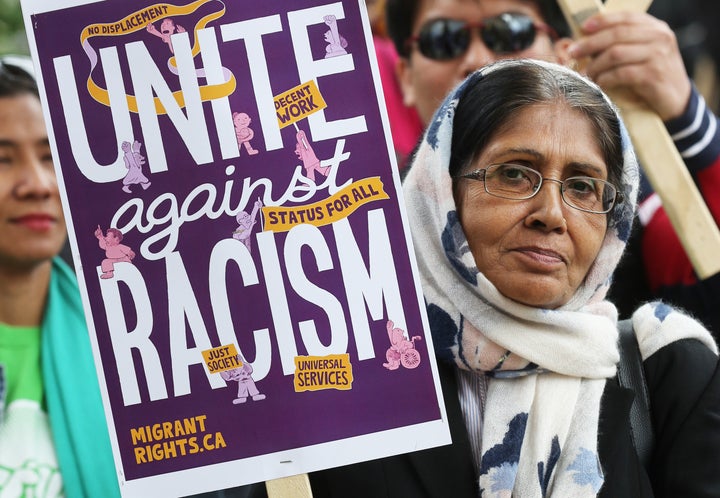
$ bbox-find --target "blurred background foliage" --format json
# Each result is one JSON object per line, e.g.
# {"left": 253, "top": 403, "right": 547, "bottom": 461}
{"left": 0, "top": 0, "right": 29, "bottom": 55}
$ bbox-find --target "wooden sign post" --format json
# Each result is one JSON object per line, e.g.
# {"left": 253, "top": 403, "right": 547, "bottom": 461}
{"left": 266, "top": 473, "right": 313, "bottom": 498}
{"left": 557, "top": 0, "right": 720, "bottom": 279}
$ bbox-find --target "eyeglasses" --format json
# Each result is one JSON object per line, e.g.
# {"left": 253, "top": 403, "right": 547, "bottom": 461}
{"left": 456, "top": 163, "right": 622, "bottom": 214}
{"left": 407, "top": 12, "right": 557, "bottom": 61}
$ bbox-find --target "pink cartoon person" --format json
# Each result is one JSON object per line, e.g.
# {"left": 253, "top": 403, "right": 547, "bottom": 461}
{"left": 383, "top": 320, "right": 422, "bottom": 370}
{"left": 220, "top": 355, "right": 266, "bottom": 404}
{"left": 295, "top": 129, "right": 329, "bottom": 182}
{"left": 233, "top": 112, "right": 259, "bottom": 155}
{"left": 121, "top": 140, "right": 151, "bottom": 193}
{"left": 323, "top": 15, "right": 348, "bottom": 58}
{"left": 146, "top": 18, "right": 186, "bottom": 53}
{"left": 94, "top": 226, "right": 136, "bottom": 279}
{"left": 233, "top": 198, "right": 263, "bottom": 251}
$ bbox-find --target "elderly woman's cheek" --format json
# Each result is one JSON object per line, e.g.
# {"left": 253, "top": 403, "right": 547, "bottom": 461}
{"left": 583, "top": 215, "right": 608, "bottom": 257}
{"left": 571, "top": 214, "right": 608, "bottom": 284}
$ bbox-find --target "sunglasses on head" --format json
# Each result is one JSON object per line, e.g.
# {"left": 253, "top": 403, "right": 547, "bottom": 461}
{"left": 408, "top": 12, "right": 557, "bottom": 61}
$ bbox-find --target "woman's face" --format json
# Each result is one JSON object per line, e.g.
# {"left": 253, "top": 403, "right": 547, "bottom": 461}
{"left": 0, "top": 93, "right": 66, "bottom": 269}
{"left": 454, "top": 102, "right": 609, "bottom": 309}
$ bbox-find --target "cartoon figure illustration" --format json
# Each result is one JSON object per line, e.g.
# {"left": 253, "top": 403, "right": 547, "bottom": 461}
{"left": 94, "top": 226, "right": 136, "bottom": 279}
{"left": 233, "top": 112, "right": 259, "bottom": 155}
{"left": 220, "top": 354, "right": 266, "bottom": 404}
{"left": 121, "top": 140, "right": 151, "bottom": 193}
{"left": 233, "top": 198, "right": 263, "bottom": 251}
{"left": 146, "top": 18, "right": 186, "bottom": 53}
{"left": 295, "top": 129, "right": 330, "bottom": 182}
{"left": 383, "top": 320, "right": 422, "bottom": 370}
{"left": 323, "top": 15, "right": 348, "bottom": 58}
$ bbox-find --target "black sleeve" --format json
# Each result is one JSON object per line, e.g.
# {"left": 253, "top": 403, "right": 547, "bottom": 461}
{"left": 645, "top": 339, "right": 720, "bottom": 498}
{"left": 654, "top": 273, "right": 720, "bottom": 342}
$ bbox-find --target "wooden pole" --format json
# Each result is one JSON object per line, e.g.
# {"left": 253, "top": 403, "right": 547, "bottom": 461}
{"left": 603, "top": 0, "right": 652, "bottom": 13}
{"left": 265, "top": 473, "right": 314, "bottom": 498}
{"left": 557, "top": 0, "right": 720, "bottom": 279}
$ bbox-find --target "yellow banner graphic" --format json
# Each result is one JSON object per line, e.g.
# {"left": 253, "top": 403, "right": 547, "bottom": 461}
{"left": 273, "top": 80, "right": 327, "bottom": 129}
{"left": 201, "top": 343, "right": 241, "bottom": 374}
{"left": 261, "top": 177, "right": 389, "bottom": 232}
{"left": 80, "top": 0, "right": 234, "bottom": 113}
{"left": 294, "top": 354, "right": 353, "bottom": 392}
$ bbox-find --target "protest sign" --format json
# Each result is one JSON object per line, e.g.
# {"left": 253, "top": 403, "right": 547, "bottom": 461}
{"left": 20, "top": 0, "right": 451, "bottom": 495}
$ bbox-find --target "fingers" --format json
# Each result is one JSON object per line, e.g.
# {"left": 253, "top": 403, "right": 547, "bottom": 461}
{"left": 568, "top": 11, "right": 692, "bottom": 120}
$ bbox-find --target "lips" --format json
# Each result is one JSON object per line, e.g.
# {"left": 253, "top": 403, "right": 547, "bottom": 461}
{"left": 11, "top": 213, "right": 58, "bottom": 231}
{"left": 513, "top": 246, "right": 567, "bottom": 266}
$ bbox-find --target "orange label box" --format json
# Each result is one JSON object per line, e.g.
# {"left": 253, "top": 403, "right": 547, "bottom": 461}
{"left": 202, "top": 344, "right": 241, "bottom": 374}
{"left": 294, "top": 353, "right": 354, "bottom": 392}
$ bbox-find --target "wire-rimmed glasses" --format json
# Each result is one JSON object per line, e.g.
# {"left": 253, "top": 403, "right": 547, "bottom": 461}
{"left": 455, "top": 163, "right": 622, "bottom": 214}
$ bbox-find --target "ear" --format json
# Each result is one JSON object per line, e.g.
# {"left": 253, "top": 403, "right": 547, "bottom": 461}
{"left": 552, "top": 37, "right": 575, "bottom": 67}
{"left": 395, "top": 56, "right": 417, "bottom": 108}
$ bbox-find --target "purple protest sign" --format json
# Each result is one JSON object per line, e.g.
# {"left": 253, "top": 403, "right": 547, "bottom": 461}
{"left": 21, "top": 0, "right": 450, "bottom": 495}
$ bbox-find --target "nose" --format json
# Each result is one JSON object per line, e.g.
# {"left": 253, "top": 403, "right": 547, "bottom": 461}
{"left": 13, "top": 155, "right": 55, "bottom": 200}
{"left": 459, "top": 31, "right": 496, "bottom": 77}
{"left": 524, "top": 179, "right": 568, "bottom": 233}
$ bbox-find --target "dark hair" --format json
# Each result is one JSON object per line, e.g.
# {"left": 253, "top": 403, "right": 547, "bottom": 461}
{"left": 107, "top": 228, "right": 124, "bottom": 242}
{"left": 386, "top": 0, "right": 571, "bottom": 58}
{"left": 0, "top": 57, "right": 38, "bottom": 99}
{"left": 450, "top": 62, "right": 623, "bottom": 191}
{"left": 386, "top": 0, "right": 418, "bottom": 58}
{"left": 536, "top": 0, "right": 571, "bottom": 38}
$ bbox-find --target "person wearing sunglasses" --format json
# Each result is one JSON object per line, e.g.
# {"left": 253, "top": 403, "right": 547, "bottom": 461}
{"left": 247, "top": 59, "right": 720, "bottom": 498}
{"left": 386, "top": 0, "right": 720, "bottom": 339}
{"left": 387, "top": 0, "right": 573, "bottom": 127}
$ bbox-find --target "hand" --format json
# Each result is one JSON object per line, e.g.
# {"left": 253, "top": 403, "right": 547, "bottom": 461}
{"left": 568, "top": 12, "right": 692, "bottom": 121}
{"left": 94, "top": 225, "right": 102, "bottom": 238}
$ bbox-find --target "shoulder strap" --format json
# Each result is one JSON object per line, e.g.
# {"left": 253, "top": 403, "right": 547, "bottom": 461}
{"left": 616, "top": 318, "right": 655, "bottom": 468}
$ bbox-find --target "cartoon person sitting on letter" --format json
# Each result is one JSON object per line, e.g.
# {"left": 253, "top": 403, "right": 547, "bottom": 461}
{"left": 94, "top": 226, "right": 136, "bottom": 279}
{"left": 146, "top": 18, "right": 186, "bottom": 54}
{"left": 323, "top": 14, "right": 348, "bottom": 58}
{"left": 220, "top": 355, "right": 266, "bottom": 404}
{"left": 233, "top": 112, "right": 259, "bottom": 155}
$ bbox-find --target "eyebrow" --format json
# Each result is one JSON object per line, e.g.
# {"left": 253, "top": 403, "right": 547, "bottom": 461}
{"left": 0, "top": 138, "right": 50, "bottom": 148}
{"left": 498, "top": 147, "right": 606, "bottom": 176}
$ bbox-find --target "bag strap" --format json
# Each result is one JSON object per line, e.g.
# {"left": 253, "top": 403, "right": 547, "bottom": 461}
{"left": 616, "top": 318, "right": 655, "bottom": 468}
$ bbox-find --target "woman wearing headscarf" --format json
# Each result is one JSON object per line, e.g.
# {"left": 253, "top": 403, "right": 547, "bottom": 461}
{"left": 251, "top": 59, "right": 720, "bottom": 497}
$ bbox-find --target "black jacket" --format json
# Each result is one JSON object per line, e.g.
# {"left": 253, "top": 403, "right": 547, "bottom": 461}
{"left": 248, "top": 338, "right": 720, "bottom": 498}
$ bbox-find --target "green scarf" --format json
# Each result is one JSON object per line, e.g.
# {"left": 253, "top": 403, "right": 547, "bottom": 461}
{"left": 42, "top": 257, "right": 120, "bottom": 498}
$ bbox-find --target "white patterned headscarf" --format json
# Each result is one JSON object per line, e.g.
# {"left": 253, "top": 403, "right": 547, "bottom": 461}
{"left": 402, "top": 59, "right": 717, "bottom": 497}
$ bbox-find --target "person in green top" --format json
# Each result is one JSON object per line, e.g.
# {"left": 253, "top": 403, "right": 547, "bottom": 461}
{"left": 0, "top": 56, "right": 253, "bottom": 498}
{"left": 0, "top": 55, "right": 120, "bottom": 498}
